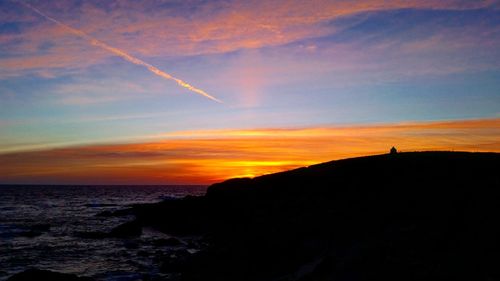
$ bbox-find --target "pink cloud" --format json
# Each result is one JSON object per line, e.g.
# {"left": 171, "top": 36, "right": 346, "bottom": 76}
{"left": 1, "top": 0, "right": 497, "bottom": 77}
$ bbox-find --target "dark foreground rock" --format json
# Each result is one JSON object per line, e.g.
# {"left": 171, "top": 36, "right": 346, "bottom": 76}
{"left": 95, "top": 208, "right": 134, "bottom": 217}
{"left": 109, "top": 220, "right": 142, "bottom": 238}
{"left": 159, "top": 249, "right": 192, "bottom": 273}
{"left": 18, "top": 224, "right": 51, "bottom": 238}
{"left": 153, "top": 237, "right": 183, "bottom": 247}
{"left": 75, "top": 220, "right": 142, "bottom": 239}
{"left": 7, "top": 268, "right": 94, "bottom": 281}
{"left": 133, "top": 152, "right": 500, "bottom": 281}
{"left": 74, "top": 231, "right": 109, "bottom": 239}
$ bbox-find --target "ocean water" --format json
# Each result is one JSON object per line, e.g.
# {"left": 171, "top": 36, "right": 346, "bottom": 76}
{"left": 0, "top": 185, "right": 207, "bottom": 281}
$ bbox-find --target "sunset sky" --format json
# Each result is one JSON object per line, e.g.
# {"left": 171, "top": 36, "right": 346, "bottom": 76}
{"left": 1, "top": 0, "right": 499, "bottom": 184}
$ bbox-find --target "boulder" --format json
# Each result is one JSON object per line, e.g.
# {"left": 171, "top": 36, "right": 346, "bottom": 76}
{"left": 31, "top": 224, "right": 51, "bottom": 232}
{"left": 95, "top": 208, "right": 134, "bottom": 217}
{"left": 153, "top": 237, "right": 183, "bottom": 247}
{"left": 109, "top": 220, "right": 142, "bottom": 238}
{"left": 18, "top": 224, "right": 51, "bottom": 238}
{"left": 74, "top": 231, "right": 108, "bottom": 239}
{"left": 18, "top": 230, "right": 43, "bottom": 238}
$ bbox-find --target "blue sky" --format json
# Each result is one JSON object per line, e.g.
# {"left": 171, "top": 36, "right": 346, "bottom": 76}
{"left": 0, "top": 0, "right": 499, "bottom": 183}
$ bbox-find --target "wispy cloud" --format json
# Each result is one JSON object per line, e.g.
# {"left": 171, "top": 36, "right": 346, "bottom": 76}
{"left": 1, "top": 0, "right": 498, "bottom": 77}
{"left": 16, "top": 1, "right": 222, "bottom": 103}
{"left": 50, "top": 79, "right": 149, "bottom": 105}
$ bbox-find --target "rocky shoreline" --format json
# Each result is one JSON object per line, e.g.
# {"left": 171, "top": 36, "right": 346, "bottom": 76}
{"left": 8, "top": 152, "right": 500, "bottom": 281}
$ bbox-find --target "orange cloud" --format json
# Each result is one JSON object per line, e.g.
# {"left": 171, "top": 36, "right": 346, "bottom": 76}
{"left": 1, "top": 118, "right": 498, "bottom": 184}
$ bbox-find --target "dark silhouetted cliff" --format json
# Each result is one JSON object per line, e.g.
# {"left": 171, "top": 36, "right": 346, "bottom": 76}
{"left": 133, "top": 152, "right": 500, "bottom": 281}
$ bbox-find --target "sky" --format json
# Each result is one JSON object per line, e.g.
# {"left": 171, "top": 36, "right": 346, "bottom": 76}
{"left": 1, "top": 0, "right": 499, "bottom": 184}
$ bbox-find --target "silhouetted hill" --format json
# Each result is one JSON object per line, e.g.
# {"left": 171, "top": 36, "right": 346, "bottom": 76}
{"left": 133, "top": 152, "right": 500, "bottom": 281}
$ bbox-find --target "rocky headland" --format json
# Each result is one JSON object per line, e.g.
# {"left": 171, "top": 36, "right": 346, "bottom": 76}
{"left": 129, "top": 151, "right": 500, "bottom": 281}
{"left": 8, "top": 152, "right": 500, "bottom": 281}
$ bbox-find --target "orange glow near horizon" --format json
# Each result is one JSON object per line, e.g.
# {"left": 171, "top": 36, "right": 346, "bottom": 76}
{"left": 1, "top": 118, "right": 499, "bottom": 185}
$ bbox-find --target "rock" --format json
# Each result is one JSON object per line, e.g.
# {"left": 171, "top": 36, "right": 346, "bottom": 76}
{"left": 7, "top": 268, "right": 94, "bottom": 281}
{"left": 84, "top": 203, "right": 116, "bottom": 208}
{"left": 153, "top": 237, "right": 183, "bottom": 247}
{"left": 123, "top": 240, "right": 140, "bottom": 249}
{"left": 137, "top": 250, "right": 150, "bottom": 257}
{"left": 74, "top": 220, "right": 142, "bottom": 239}
{"left": 159, "top": 258, "right": 185, "bottom": 273}
{"left": 31, "top": 224, "right": 50, "bottom": 232}
{"left": 109, "top": 220, "right": 142, "bottom": 238}
{"left": 95, "top": 210, "right": 112, "bottom": 217}
{"left": 159, "top": 249, "right": 193, "bottom": 273}
{"left": 74, "top": 231, "right": 108, "bottom": 239}
{"left": 18, "top": 224, "right": 51, "bottom": 238}
{"left": 18, "top": 230, "right": 43, "bottom": 238}
{"left": 134, "top": 152, "right": 500, "bottom": 281}
{"left": 96, "top": 208, "right": 134, "bottom": 217}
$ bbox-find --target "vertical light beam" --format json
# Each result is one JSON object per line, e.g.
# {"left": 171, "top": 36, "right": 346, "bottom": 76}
{"left": 20, "top": 1, "right": 223, "bottom": 103}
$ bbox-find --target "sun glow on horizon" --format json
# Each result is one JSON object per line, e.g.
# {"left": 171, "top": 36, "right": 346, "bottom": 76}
{"left": 1, "top": 0, "right": 499, "bottom": 185}
{"left": 1, "top": 118, "right": 498, "bottom": 185}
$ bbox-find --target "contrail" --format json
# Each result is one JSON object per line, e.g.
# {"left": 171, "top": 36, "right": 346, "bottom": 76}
{"left": 19, "top": 1, "right": 222, "bottom": 103}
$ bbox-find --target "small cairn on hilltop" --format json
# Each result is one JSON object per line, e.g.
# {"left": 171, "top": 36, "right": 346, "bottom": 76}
{"left": 390, "top": 146, "right": 398, "bottom": 154}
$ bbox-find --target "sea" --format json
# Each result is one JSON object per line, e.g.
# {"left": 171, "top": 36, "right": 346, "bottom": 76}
{"left": 0, "top": 185, "right": 208, "bottom": 281}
